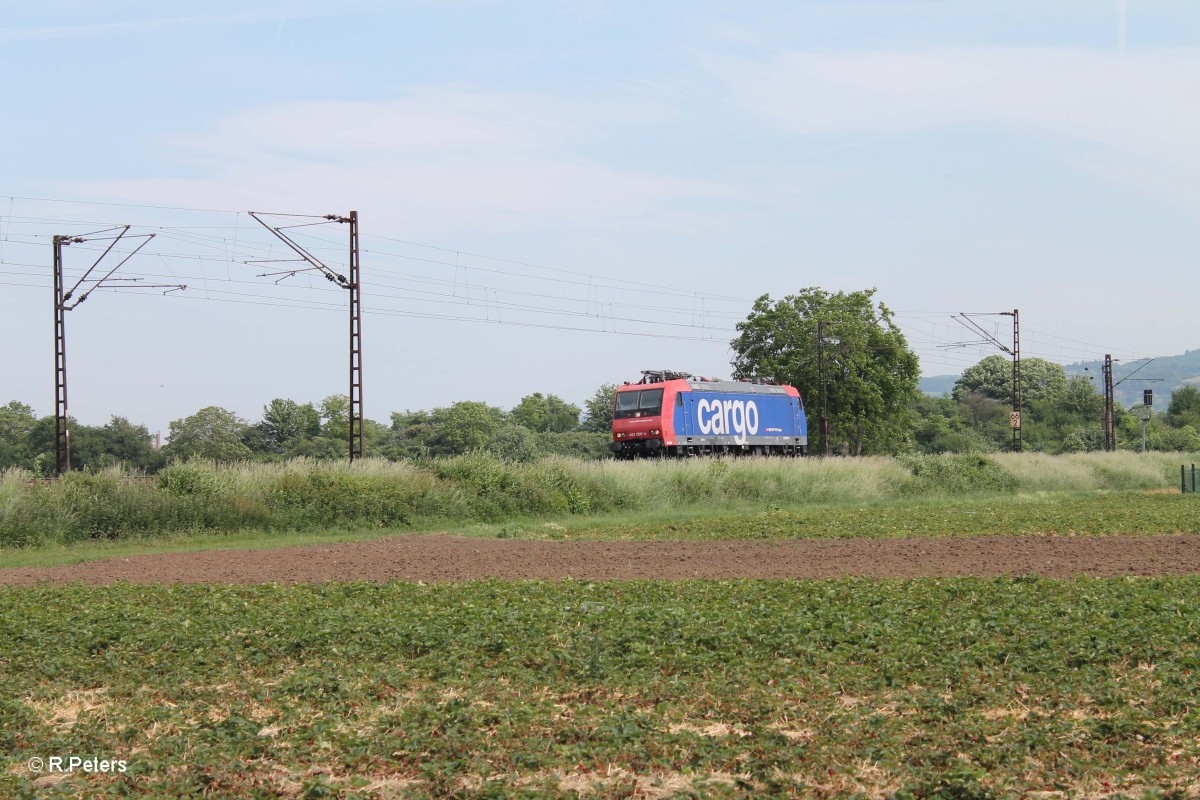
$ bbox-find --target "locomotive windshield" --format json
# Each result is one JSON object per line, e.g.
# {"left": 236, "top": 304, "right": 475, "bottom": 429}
{"left": 614, "top": 389, "right": 663, "bottom": 419}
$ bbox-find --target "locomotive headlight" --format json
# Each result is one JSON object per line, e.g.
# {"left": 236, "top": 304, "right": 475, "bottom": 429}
{"left": 616, "top": 432, "right": 626, "bottom": 438}
{"left": 650, "top": 429, "right": 660, "bottom": 435}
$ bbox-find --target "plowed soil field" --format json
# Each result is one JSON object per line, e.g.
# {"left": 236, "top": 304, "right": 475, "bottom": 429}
{"left": 2, "top": 533, "right": 1199, "bottom": 585}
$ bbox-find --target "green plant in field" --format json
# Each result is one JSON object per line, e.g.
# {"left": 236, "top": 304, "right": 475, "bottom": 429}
{"left": 2, "top": 578, "right": 1200, "bottom": 797}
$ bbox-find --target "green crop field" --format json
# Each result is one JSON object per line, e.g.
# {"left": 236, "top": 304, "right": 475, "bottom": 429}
{"left": 472, "top": 492, "right": 1200, "bottom": 542}
{"left": 4, "top": 579, "right": 1200, "bottom": 798}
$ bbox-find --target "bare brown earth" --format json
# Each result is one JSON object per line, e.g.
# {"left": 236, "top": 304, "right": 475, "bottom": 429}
{"left": 1, "top": 534, "right": 1199, "bottom": 586}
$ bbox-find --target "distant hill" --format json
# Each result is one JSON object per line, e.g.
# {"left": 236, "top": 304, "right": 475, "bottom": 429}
{"left": 918, "top": 374, "right": 958, "bottom": 397}
{"left": 920, "top": 348, "right": 1200, "bottom": 408}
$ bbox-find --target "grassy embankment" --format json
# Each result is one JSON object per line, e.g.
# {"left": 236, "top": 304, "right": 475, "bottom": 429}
{"left": 3, "top": 578, "right": 1199, "bottom": 798}
{"left": 1, "top": 451, "right": 1196, "bottom": 566}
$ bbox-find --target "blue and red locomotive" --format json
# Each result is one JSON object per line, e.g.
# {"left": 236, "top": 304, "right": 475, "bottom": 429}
{"left": 610, "top": 369, "right": 807, "bottom": 458}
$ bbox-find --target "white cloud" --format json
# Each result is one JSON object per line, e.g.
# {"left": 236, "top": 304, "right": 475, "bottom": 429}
{"left": 0, "top": 12, "right": 286, "bottom": 42}
{"left": 169, "top": 89, "right": 575, "bottom": 157}
{"left": 69, "top": 88, "right": 723, "bottom": 236}
{"left": 714, "top": 47, "right": 1200, "bottom": 210}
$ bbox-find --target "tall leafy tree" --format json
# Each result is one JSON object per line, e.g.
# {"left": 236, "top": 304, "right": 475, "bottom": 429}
{"left": 164, "top": 406, "right": 252, "bottom": 463}
{"left": 259, "top": 398, "right": 321, "bottom": 452}
{"left": 1060, "top": 374, "right": 1104, "bottom": 417}
{"left": 511, "top": 393, "right": 581, "bottom": 433}
{"left": 18, "top": 416, "right": 119, "bottom": 473}
{"left": 389, "top": 402, "right": 507, "bottom": 458}
{"left": 909, "top": 395, "right": 996, "bottom": 454}
{"left": 437, "top": 401, "right": 505, "bottom": 453}
{"left": 953, "top": 355, "right": 1067, "bottom": 405}
{"left": 95, "top": 416, "right": 162, "bottom": 471}
{"left": 730, "top": 288, "right": 919, "bottom": 455}
{"left": 1021, "top": 375, "right": 1105, "bottom": 454}
{"left": 0, "top": 401, "right": 37, "bottom": 469}
{"left": 581, "top": 384, "right": 617, "bottom": 433}
{"left": 319, "top": 395, "right": 351, "bottom": 441}
{"left": 1167, "top": 385, "right": 1200, "bottom": 430}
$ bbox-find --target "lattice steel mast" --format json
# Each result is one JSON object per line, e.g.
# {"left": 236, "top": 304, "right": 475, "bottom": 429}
{"left": 249, "top": 211, "right": 363, "bottom": 461}
{"left": 51, "top": 227, "right": 184, "bottom": 475}
{"left": 947, "top": 309, "right": 1022, "bottom": 452}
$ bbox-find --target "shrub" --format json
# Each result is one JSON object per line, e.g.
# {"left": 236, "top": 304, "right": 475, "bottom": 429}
{"left": 897, "top": 453, "right": 1018, "bottom": 496}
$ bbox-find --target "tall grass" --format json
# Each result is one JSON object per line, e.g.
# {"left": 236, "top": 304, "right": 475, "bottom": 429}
{"left": 992, "top": 450, "right": 1196, "bottom": 492}
{"left": 2, "top": 451, "right": 1196, "bottom": 548}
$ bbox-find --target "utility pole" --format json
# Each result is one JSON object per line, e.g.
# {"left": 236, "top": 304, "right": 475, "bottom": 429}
{"left": 52, "top": 235, "right": 78, "bottom": 476}
{"left": 949, "top": 309, "right": 1022, "bottom": 452}
{"left": 249, "top": 211, "right": 363, "bottom": 461}
{"left": 1102, "top": 357, "right": 1160, "bottom": 453}
{"left": 1010, "top": 309, "right": 1021, "bottom": 453}
{"left": 51, "top": 227, "right": 183, "bottom": 476}
{"left": 1141, "top": 389, "right": 1153, "bottom": 453}
{"left": 816, "top": 320, "right": 830, "bottom": 456}
{"left": 347, "top": 211, "right": 363, "bottom": 462}
{"left": 1102, "top": 354, "right": 1115, "bottom": 452}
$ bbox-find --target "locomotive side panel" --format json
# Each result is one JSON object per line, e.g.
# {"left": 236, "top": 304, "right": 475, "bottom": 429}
{"left": 675, "top": 390, "right": 807, "bottom": 448}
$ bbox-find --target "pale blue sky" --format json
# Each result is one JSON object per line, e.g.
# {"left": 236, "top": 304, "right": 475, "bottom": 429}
{"left": 2, "top": 2, "right": 1197, "bottom": 435}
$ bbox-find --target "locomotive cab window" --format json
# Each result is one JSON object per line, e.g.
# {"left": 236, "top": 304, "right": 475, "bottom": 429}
{"left": 614, "top": 389, "right": 663, "bottom": 419}
{"left": 614, "top": 392, "right": 641, "bottom": 419}
{"left": 638, "top": 389, "right": 663, "bottom": 413}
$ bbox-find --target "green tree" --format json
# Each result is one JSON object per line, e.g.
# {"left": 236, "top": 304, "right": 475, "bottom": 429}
{"left": 1019, "top": 375, "right": 1105, "bottom": 453}
{"left": 16, "top": 412, "right": 165, "bottom": 473}
{"left": 286, "top": 436, "right": 347, "bottom": 460}
{"left": 1060, "top": 374, "right": 1104, "bottom": 418}
{"left": 164, "top": 406, "right": 252, "bottom": 463}
{"left": 909, "top": 394, "right": 996, "bottom": 454}
{"left": 581, "top": 383, "right": 617, "bottom": 433}
{"left": 438, "top": 401, "right": 505, "bottom": 454}
{"left": 1167, "top": 385, "right": 1200, "bottom": 430}
{"left": 1145, "top": 419, "right": 1200, "bottom": 452}
{"left": 389, "top": 409, "right": 438, "bottom": 460}
{"left": 389, "top": 402, "right": 507, "bottom": 458}
{"left": 319, "top": 395, "right": 351, "bottom": 441}
{"left": 953, "top": 355, "right": 1068, "bottom": 405}
{"left": 259, "top": 398, "right": 321, "bottom": 453}
{"left": 94, "top": 416, "right": 162, "bottom": 471}
{"left": 511, "top": 393, "right": 581, "bottom": 433}
{"left": 0, "top": 401, "right": 37, "bottom": 469}
{"left": 25, "top": 417, "right": 112, "bottom": 473}
{"left": 730, "top": 288, "right": 919, "bottom": 455}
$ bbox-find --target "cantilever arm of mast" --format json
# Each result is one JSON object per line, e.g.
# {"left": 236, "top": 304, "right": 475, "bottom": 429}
{"left": 248, "top": 211, "right": 350, "bottom": 288}
{"left": 62, "top": 226, "right": 127, "bottom": 301}
{"left": 1112, "top": 358, "right": 1161, "bottom": 389}
{"left": 62, "top": 230, "right": 157, "bottom": 310}
{"left": 951, "top": 312, "right": 1014, "bottom": 355}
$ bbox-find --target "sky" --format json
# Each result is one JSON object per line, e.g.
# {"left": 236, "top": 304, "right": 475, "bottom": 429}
{"left": 1, "top": 1, "right": 1198, "bottom": 436}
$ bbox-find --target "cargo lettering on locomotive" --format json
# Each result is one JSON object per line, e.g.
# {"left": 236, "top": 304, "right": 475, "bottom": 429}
{"left": 696, "top": 398, "right": 759, "bottom": 444}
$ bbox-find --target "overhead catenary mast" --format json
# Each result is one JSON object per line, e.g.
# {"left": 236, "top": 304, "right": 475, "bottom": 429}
{"left": 52, "top": 227, "right": 185, "bottom": 475}
{"left": 947, "top": 310, "right": 1022, "bottom": 452}
{"left": 249, "top": 211, "right": 363, "bottom": 461}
